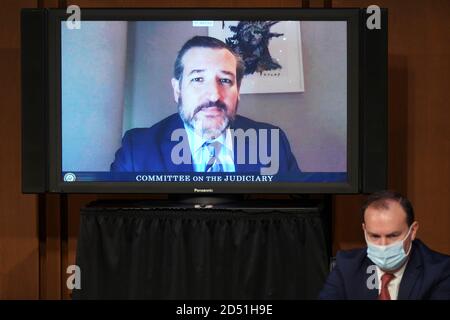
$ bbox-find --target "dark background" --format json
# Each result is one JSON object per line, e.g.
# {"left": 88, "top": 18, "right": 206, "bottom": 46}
{"left": 1, "top": 0, "right": 449, "bottom": 299}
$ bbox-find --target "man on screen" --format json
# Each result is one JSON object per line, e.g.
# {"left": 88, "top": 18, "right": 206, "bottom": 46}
{"left": 110, "top": 36, "right": 300, "bottom": 175}
{"left": 319, "top": 190, "right": 450, "bottom": 300}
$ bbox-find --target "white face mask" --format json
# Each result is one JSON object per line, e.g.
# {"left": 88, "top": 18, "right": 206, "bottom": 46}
{"left": 365, "top": 226, "right": 413, "bottom": 271}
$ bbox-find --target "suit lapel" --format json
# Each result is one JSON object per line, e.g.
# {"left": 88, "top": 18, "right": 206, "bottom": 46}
{"left": 231, "top": 120, "right": 246, "bottom": 172}
{"left": 232, "top": 139, "right": 262, "bottom": 173}
{"left": 230, "top": 118, "right": 262, "bottom": 173}
{"left": 398, "top": 245, "right": 422, "bottom": 300}
{"left": 356, "top": 258, "right": 379, "bottom": 300}
{"left": 161, "top": 115, "right": 193, "bottom": 172}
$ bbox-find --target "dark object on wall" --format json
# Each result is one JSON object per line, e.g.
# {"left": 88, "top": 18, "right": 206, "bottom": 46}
{"left": 72, "top": 201, "right": 328, "bottom": 299}
{"left": 21, "top": 9, "right": 48, "bottom": 193}
{"left": 21, "top": 8, "right": 387, "bottom": 194}
{"left": 360, "top": 9, "right": 388, "bottom": 193}
{"left": 226, "top": 21, "right": 284, "bottom": 75}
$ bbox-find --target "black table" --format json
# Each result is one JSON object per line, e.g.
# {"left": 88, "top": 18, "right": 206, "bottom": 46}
{"left": 72, "top": 199, "right": 329, "bottom": 299}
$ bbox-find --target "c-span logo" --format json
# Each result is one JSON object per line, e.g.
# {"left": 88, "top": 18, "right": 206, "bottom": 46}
{"left": 63, "top": 173, "right": 76, "bottom": 182}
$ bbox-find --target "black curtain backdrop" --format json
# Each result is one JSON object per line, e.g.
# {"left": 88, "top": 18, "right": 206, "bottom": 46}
{"left": 72, "top": 203, "right": 328, "bottom": 299}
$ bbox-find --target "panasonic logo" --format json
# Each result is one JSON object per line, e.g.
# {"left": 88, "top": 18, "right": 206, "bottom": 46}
{"left": 194, "top": 188, "right": 214, "bottom": 193}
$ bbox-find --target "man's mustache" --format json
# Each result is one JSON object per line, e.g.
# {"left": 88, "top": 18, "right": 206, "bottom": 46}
{"left": 193, "top": 100, "right": 227, "bottom": 116}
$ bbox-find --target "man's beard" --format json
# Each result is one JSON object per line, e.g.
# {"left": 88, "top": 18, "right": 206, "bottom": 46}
{"left": 178, "top": 97, "right": 238, "bottom": 141}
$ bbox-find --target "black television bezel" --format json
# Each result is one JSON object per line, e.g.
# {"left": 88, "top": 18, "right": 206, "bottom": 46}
{"left": 46, "top": 8, "right": 360, "bottom": 194}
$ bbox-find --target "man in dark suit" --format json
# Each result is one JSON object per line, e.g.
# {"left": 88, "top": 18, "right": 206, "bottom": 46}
{"left": 110, "top": 36, "right": 300, "bottom": 176}
{"left": 319, "top": 190, "right": 450, "bottom": 300}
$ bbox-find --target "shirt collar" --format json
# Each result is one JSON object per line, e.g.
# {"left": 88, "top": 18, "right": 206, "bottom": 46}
{"left": 376, "top": 259, "right": 409, "bottom": 279}
{"left": 183, "top": 122, "right": 233, "bottom": 154}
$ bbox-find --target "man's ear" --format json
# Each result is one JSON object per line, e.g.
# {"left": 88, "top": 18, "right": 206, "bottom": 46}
{"left": 171, "top": 78, "right": 180, "bottom": 103}
{"left": 362, "top": 223, "right": 366, "bottom": 232}
{"left": 410, "top": 221, "right": 419, "bottom": 240}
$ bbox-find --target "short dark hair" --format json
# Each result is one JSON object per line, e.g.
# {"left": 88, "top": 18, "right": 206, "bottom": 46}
{"left": 361, "top": 190, "right": 415, "bottom": 226}
{"left": 173, "top": 36, "right": 245, "bottom": 88}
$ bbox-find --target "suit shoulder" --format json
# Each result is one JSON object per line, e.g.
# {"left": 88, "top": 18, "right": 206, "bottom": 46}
{"left": 415, "top": 239, "right": 450, "bottom": 267}
{"left": 335, "top": 247, "right": 368, "bottom": 267}
{"left": 123, "top": 113, "right": 181, "bottom": 140}
{"left": 233, "top": 115, "right": 281, "bottom": 131}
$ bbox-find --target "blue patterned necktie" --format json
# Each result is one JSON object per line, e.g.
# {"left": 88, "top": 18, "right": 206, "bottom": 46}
{"left": 204, "top": 141, "right": 223, "bottom": 172}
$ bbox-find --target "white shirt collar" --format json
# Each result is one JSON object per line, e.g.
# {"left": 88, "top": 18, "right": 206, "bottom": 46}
{"left": 184, "top": 123, "right": 232, "bottom": 153}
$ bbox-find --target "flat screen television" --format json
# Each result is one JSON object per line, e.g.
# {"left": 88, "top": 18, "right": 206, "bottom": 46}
{"left": 21, "top": 8, "right": 387, "bottom": 194}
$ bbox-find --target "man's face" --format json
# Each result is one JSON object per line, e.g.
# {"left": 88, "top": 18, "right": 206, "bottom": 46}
{"left": 363, "top": 200, "right": 419, "bottom": 253}
{"left": 171, "top": 47, "right": 240, "bottom": 140}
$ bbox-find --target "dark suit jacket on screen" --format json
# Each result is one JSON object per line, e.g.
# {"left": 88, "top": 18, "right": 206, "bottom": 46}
{"left": 110, "top": 113, "right": 301, "bottom": 174}
{"left": 319, "top": 239, "right": 450, "bottom": 300}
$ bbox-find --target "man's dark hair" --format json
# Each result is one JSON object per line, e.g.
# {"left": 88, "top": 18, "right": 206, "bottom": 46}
{"left": 361, "top": 190, "right": 415, "bottom": 226}
{"left": 173, "top": 36, "right": 245, "bottom": 88}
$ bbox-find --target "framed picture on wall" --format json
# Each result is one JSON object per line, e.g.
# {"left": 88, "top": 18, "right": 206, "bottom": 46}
{"left": 208, "top": 20, "right": 305, "bottom": 94}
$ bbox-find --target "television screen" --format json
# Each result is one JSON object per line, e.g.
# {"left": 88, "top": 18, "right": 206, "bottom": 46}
{"left": 24, "top": 9, "right": 364, "bottom": 193}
